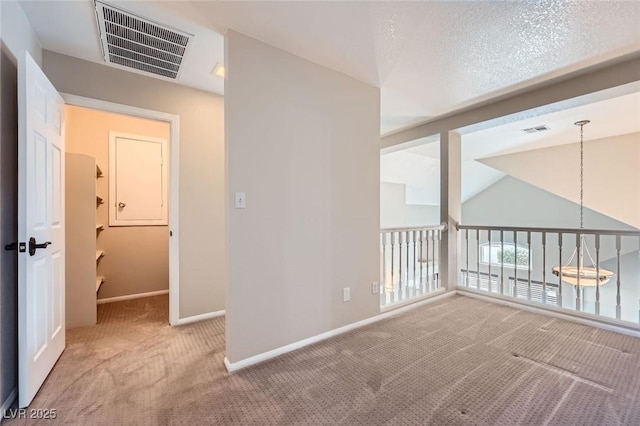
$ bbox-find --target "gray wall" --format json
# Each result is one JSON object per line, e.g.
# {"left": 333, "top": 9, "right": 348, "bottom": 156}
{"left": 380, "top": 182, "right": 440, "bottom": 228}
{"left": 462, "top": 175, "right": 636, "bottom": 231}
{"left": 225, "top": 31, "right": 381, "bottom": 363}
{"left": 0, "top": 42, "right": 19, "bottom": 410}
{"left": 478, "top": 132, "right": 640, "bottom": 228}
{"left": 42, "top": 51, "right": 226, "bottom": 319}
{"left": 0, "top": 2, "right": 42, "bottom": 67}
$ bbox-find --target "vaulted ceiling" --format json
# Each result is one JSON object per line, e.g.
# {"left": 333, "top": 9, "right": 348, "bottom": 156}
{"left": 381, "top": 91, "right": 640, "bottom": 214}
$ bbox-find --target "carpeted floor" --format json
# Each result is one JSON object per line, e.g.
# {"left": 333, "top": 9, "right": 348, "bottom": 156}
{"left": 7, "top": 294, "right": 640, "bottom": 425}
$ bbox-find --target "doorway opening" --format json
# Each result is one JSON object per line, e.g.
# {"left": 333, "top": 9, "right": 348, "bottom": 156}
{"left": 62, "top": 95, "right": 180, "bottom": 328}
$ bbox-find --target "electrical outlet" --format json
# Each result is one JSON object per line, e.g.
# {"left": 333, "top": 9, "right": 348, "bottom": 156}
{"left": 371, "top": 282, "right": 379, "bottom": 294}
{"left": 343, "top": 287, "right": 351, "bottom": 302}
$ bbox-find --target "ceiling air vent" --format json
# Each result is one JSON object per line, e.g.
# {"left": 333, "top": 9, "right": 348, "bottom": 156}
{"left": 522, "top": 125, "right": 550, "bottom": 134}
{"left": 94, "top": 1, "right": 193, "bottom": 80}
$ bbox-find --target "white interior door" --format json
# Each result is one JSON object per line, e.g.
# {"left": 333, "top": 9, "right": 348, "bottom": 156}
{"left": 108, "top": 132, "right": 168, "bottom": 226}
{"left": 18, "top": 52, "right": 65, "bottom": 407}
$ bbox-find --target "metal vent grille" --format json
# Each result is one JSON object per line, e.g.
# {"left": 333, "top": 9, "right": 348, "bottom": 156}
{"left": 522, "top": 125, "right": 550, "bottom": 134}
{"left": 95, "top": 1, "right": 193, "bottom": 80}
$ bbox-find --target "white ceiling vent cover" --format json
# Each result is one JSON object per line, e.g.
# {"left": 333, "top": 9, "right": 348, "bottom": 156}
{"left": 94, "top": 1, "right": 193, "bottom": 80}
{"left": 522, "top": 125, "right": 550, "bottom": 134}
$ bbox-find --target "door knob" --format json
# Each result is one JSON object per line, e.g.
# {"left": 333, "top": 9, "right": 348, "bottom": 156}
{"left": 118, "top": 202, "right": 126, "bottom": 208}
{"left": 28, "top": 237, "right": 51, "bottom": 256}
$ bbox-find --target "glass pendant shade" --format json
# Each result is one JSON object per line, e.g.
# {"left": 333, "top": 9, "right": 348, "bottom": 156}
{"left": 552, "top": 265, "right": 614, "bottom": 286}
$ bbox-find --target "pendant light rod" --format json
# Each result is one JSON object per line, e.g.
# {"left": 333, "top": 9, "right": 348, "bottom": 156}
{"left": 552, "top": 119, "right": 614, "bottom": 287}
{"left": 575, "top": 120, "right": 590, "bottom": 229}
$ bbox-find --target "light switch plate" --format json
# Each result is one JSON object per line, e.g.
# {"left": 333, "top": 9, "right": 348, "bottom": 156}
{"left": 235, "top": 192, "right": 246, "bottom": 209}
{"left": 371, "top": 282, "right": 379, "bottom": 294}
{"left": 343, "top": 287, "right": 351, "bottom": 302}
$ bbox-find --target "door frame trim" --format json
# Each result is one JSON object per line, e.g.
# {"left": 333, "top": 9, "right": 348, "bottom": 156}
{"left": 61, "top": 93, "right": 180, "bottom": 325}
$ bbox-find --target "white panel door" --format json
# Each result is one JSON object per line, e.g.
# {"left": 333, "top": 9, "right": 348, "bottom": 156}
{"left": 108, "top": 132, "right": 168, "bottom": 226}
{"left": 18, "top": 52, "right": 65, "bottom": 408}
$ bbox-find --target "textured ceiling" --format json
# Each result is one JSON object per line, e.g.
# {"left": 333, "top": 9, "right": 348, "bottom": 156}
{"left": 186, "top": 0, "right": 640, "bottom": 134}
{"left": 19, "top": 1, "right": 640, "bottom": 135}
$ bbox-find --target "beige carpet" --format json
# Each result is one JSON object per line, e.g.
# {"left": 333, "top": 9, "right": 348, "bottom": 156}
{"left": 7, "top": 294, "right": 640, "bottom": 425}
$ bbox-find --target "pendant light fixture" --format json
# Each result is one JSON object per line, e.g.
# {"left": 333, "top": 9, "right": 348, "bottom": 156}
{"left": 552, "top": 120, "right": 614, "bottom": 287}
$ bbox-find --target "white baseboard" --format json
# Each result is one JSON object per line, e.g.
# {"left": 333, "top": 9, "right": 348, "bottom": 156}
{"left": 1, "top": 388, "right": 17, "bottom": 419}
{"left": 224, "top": 285, "right": 640, "bottom": 373}
{"left": 223, "top": 356, "right": 233, "bottom": 372}
{"left": 174, "top": 309, "right": 225, "bottom": 326}
{"left": 224, "top": 290, "right": 456, "bottom": 372}
{"left": 381, "top": 287, "right": 447, "bottom": 313}
{"left": 97, "top": 289, "right": 169, "bottom": 305}
{"left": 456, "top": 288, "right": 640, "bottom": 338}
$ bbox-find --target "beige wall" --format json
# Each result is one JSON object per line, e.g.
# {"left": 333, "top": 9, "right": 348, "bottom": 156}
{"left": 65, "top": 105, "right": 170, "bottom": 299}
{"left": 225, "top": 31, "right": 381, "bottom": 363}
{"left": 65, "top": 153, "right": 97, "bottom": 327}
{"left": 479, "top": 132, "right": 640, "bottom": 229}
{"left": 43, "top": 51, "right": 225, "bottom": 318}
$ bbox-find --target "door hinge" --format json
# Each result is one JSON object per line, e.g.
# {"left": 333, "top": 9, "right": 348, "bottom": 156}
{"left": 4, "top": 242, "right": 27, "bottom": 253}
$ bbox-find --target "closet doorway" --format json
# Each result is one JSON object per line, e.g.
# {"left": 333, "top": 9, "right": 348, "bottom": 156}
{"left": 62, "top": 95, "right": 180, "bottom": 327}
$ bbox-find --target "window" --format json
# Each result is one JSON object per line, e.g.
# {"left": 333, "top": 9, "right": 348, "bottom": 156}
{"left": 480, "top": 242, "right": 531, "bottom": 270}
